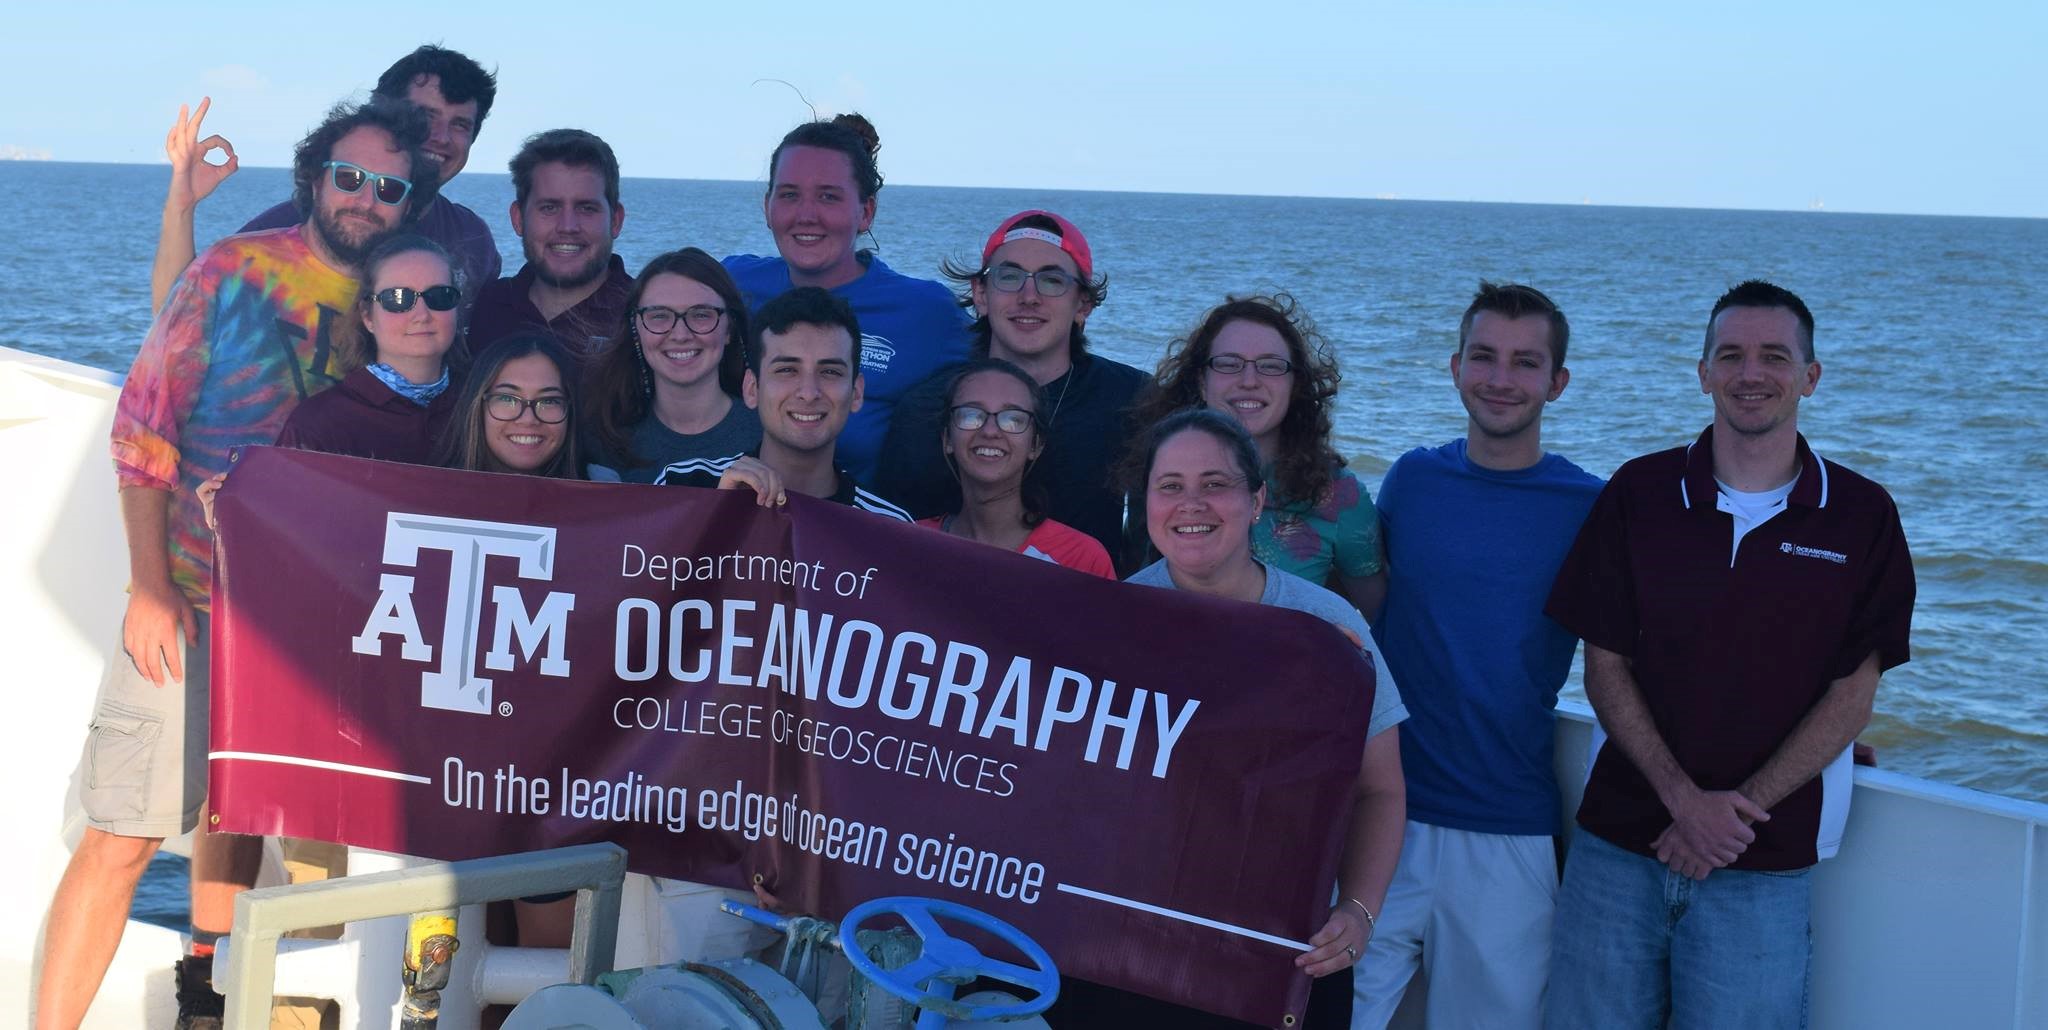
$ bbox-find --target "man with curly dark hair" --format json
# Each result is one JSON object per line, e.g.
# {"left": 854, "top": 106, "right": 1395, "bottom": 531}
{"left": 148, "top": 45, "right": 501, "bottom": 317}
{"left": 36, "top": 98, "right": 433, "bottom": 1030}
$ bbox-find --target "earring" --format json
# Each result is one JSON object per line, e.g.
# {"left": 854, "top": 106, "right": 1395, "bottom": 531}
{"left": 633, "top": 335, "right": 651, "bottom": 396}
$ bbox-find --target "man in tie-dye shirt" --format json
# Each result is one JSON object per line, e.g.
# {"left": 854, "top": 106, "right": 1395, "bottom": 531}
{"left": 37, "top": 99, "right": 437, "bottom": 1030}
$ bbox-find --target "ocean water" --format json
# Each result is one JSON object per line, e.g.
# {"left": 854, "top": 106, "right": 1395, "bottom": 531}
{"left": 4, "top": 161, "right": 2044, "bottom": 821}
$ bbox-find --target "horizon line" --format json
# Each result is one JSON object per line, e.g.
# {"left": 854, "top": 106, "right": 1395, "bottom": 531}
{"left": 7, "top": 157, "right": 2043, "bottom": 223}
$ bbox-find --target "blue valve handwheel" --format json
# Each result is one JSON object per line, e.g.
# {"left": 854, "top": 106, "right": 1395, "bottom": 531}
{"left": 837, "top": 896, "right": 1059, "bottom": 1022}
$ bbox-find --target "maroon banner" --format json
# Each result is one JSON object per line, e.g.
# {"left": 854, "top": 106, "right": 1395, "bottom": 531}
{"left": 210, "top": 446, "right": 1373, "bottom": 1025}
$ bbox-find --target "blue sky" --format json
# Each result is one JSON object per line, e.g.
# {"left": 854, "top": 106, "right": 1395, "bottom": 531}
{"left": 3, "top": 1, "right": 2040, "bottom": 217}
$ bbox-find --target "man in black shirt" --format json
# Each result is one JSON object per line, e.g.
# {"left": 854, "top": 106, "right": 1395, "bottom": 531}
{"left": 876, "top": 210, "right": 1150, "bottom": 570}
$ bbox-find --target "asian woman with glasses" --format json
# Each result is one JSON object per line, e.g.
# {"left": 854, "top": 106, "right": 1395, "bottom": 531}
{"left": 435, "top": 331, "right": 586, "bottom": 480}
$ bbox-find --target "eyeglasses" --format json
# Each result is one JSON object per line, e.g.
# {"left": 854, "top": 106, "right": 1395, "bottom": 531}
{"left": 635, "top": 304, "right": 726, "bottom": 336}
{"left": 372, "top": 285, "right": 461, "bottom": 314}
{"left": 322, "top": 160, "right": 414, "bottom": 206}
{"left": 983, "top": 264, "right": 1076, "bottom": 297}
{"left": 950, "top": 405, "right": 1035, "bottom": 435}
{"left": 485, "top": 393, "right": 569, "bottom": 424}
{"left": 1205, "top": 354, "right": 1294, "bottom": 377}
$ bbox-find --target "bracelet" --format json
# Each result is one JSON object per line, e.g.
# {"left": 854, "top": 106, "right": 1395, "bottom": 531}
{"left": 1344, "top": 896, "right": 1376, "bottom": 933}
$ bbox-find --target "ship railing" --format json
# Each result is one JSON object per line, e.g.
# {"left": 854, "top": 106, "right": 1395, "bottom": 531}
{"left": 1549, "top": 700, "right": 2047, "bottom": 1030}
{"left": 214, "top": 843, "right": 625, "bottom": 1030}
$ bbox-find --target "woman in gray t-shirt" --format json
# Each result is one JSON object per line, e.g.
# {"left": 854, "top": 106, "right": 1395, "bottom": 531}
{"left": 1104, "top": 407, "right": 1407, "bottom": 1028}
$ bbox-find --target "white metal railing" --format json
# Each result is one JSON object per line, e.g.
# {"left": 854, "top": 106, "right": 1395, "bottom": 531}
{"left": 1552, "top": 701, "right": 2048, "bottom": 1030}
{"left": 216, "top": 844, "right": 625, "bottom": 1029}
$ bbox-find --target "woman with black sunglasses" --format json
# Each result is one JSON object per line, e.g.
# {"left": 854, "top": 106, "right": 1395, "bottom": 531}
{"left": 919, "top": 358, "right": 1114, "bottom": 577}
{"left": 273, "top": 233, "right": 463, "bottom": 461}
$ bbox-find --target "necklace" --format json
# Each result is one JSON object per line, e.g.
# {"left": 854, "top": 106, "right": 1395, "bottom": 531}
{"left": 1043, "top": 365, "right": 1074, "bottom": 429}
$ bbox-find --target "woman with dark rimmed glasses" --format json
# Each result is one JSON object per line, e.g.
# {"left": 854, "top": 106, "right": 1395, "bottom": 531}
{"left": 272, "top": 234, "right": 462, "bottom": 462}
{"left": 917, "top": 358, "right": 1114, "bottom": 577}
{"left": 1132, "top": 294, "right": 1389, "bottom": 622}
{"left": 585, "top": 248, "right": 761, "bottom": 482}
{"left": 435, "top": 331, "right": 586, "bottom": 479}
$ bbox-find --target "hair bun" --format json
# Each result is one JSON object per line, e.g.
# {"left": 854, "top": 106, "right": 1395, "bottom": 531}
{"left": 830, "top": 112, "right": 881, "bottom": 157}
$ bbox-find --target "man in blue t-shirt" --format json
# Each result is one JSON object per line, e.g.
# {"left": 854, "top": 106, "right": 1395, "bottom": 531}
{"left": 1354, "top": 282, "right": 1602, "bottom": 1029}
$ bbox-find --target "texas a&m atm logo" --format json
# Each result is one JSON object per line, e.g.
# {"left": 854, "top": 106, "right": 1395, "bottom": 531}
{"left": 350, "top": 513, "right": 576, "bottom": 714}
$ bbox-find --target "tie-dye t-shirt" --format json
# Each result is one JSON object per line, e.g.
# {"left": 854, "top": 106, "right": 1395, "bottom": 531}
{"left": 1250, "top": 465, "right": 1385, "bottom": 587}
{"left": 111, "top": 226, "right": 357, "bottom": 611}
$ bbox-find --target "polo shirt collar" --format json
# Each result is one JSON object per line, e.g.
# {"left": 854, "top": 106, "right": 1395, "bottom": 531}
{"left": 1680, "top": 426, "right": 1829, "bottom": 512}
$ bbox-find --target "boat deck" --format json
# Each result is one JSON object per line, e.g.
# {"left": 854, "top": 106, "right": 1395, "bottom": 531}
{"left": 3, "top": 346, "right": 2042, "bottom": 1028}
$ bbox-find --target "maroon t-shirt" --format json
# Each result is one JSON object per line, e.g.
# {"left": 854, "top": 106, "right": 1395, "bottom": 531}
{"left": 467, "top": 254, "right": 634, "bottom": 366}
{"left": 273, "top": 366, "right": 458, "bottom": 465}
{"left": 1545, "top": 427, "right": 1914, "bottom": 870}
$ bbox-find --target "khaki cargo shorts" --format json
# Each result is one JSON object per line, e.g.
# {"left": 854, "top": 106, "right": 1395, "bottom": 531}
{"left": 72, "top": 613, "right": 211, "bottom": 838}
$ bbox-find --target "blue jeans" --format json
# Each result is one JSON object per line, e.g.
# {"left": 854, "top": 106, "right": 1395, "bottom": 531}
{"left": 1545, "top": 827, "right": 1811, "bottom": 1030}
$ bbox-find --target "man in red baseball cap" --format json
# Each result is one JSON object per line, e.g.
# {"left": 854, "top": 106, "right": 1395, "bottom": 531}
{"left": 877, "top": 210, "right": 1151, "bottom": 571}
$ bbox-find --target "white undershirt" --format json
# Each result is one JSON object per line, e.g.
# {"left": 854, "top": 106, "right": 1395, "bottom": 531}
{"left": 1715, "top": 475, "right": 1798, "bottom": 565}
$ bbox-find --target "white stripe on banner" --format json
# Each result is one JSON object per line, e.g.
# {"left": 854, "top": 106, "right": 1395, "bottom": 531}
{"left": 209, "top": 750, "right": 431, "bottom": 784}
{"left": 1055, "top": 882, "right": 1312, "bottom": 950}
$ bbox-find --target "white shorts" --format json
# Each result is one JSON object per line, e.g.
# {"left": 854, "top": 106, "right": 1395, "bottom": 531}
{"left": 1352, "top": 820, "right": 1557, "bottom": 1030}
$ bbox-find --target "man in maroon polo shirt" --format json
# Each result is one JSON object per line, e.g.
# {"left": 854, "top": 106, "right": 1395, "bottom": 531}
{"left": 1542, "top": 280, "right": 1914, "bottom": 1028}
{"left": 468, "top": 129, "right": 632, "bottom": 362}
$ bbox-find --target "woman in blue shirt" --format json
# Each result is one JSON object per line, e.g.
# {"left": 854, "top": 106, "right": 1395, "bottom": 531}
{"left": 723, "top": 114, "right": 969, "bottom": 482}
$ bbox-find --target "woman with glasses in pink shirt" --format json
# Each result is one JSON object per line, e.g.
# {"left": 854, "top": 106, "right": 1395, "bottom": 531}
{"left": 918, "top": 358, "right": 1114, "bottom": 578}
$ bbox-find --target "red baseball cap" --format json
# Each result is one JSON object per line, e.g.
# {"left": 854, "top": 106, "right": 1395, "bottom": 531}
{"left": 980, "top": 210, "right": 1093, "bottom": 282}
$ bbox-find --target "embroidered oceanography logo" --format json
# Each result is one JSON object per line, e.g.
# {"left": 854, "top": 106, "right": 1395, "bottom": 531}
{"left": 1779, "top": 541, "right": 1847, "bottom": 564}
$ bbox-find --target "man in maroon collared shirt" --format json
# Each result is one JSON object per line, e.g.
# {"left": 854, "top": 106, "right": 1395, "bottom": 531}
{"left": 1542, "top": 280, "right": 1914, "bottom": 1028}
{"left": 469, "top": 129, "right": 633, "bottom": 363}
